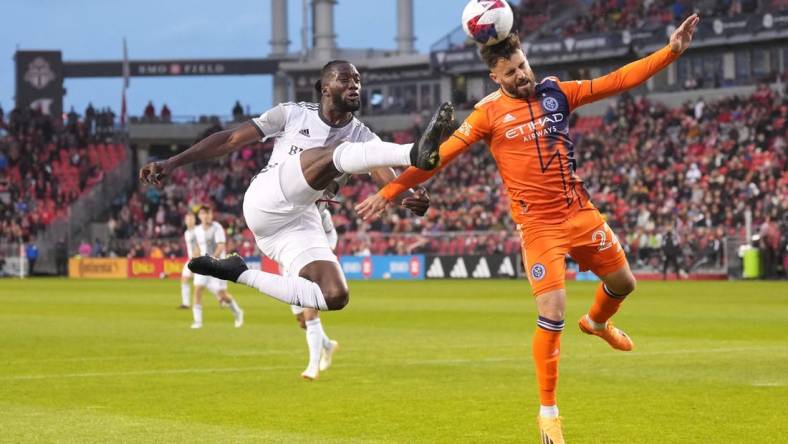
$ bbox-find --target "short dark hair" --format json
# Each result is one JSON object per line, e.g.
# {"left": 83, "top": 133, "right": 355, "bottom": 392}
{"left": 198, "top": 205, "right": 212, "bottom": 213}
{"left": 478, "top": 33, "right": 522, "bottom": 69}
{"left": 314, "top": 60, "right": 352, "bottom": 95}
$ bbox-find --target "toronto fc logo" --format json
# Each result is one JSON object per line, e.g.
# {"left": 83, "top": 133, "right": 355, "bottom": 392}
{"left": 24, "top": 57, "right": 56, "bottom": 90}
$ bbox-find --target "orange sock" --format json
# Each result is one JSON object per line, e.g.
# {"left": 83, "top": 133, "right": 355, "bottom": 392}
{"left": 533, "top": 318, "right": 563, "bottom": 406}
{"left": 588, "top": 283, "right": 626, "bottom": 325}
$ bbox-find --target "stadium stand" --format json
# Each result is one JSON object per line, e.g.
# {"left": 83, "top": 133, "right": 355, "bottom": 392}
{"left": 0, "top": 106, "right": 125, "bottom": 244}
{"left": 526, "top": 0, "right": 784, "bottom": 39}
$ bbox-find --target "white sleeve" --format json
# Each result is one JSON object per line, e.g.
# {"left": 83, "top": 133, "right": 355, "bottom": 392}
{"left": 214, "top": 224, "right": 226, "bottom": 244}
{"left": 251, "top": 104, "right": 288, "bottom": 141}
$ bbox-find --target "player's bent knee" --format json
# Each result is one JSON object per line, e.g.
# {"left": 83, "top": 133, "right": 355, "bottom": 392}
{"left": 323, "top": 286, "right": 349, "bottom": 310}
{"left": 623, "top": 275, "right": 637, "bottom": 295}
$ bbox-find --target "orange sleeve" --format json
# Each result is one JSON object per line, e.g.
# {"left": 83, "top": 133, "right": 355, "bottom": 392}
{"left": 559, "top": 45, "right": 679, "bottom": 110}
{"left": 379, "top": 108, "right": 491, "bottom": 201}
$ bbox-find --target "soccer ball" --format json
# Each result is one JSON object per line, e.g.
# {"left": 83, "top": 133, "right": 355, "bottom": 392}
{"left": 461, "top": 0, "right": 514, "bottom": 46}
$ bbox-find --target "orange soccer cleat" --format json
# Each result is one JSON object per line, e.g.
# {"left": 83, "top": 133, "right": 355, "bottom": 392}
{"left": 578, "top": 314, "right": 634, "bottom": 351}
{"left": 537, "top": 415, "right": 565, "bottom": 444}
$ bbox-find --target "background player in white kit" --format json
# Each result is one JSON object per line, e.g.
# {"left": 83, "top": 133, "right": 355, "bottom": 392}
{"left": 178, "top": 212, "right": 197, "bottom": 309}
{"left": 140, "top": 60, "right": 452, "bottom": 314}
{"left": 190, "top": 206, "right": 244, "bottom": 329}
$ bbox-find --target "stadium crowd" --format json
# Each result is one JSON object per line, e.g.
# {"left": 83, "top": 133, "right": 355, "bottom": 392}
{"left": 531, "top": 0, "right": 782, "bottom": 39}
{"left": 103, "top": 86, "right": 785, "bottom": 276}
{"left": 0, "top": 103, "right": 125, "bottom": 244}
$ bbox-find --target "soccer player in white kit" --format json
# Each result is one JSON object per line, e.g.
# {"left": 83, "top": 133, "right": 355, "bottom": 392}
{"left": 139, "top": 60, "right": 452, "bottom": 314}
{"left": 190, "top": 206, "right": 244, "bottom": 329}
{"left": 178, "top": 212, "right": 197, "bottom": 309}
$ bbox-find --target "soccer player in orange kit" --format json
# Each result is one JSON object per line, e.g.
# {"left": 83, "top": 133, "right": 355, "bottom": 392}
{"left": 356, "top": 14, "right": 700, "bottom": 443}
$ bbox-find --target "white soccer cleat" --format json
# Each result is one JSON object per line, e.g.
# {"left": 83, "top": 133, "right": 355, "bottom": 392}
{"left": 190, "top": 322, "right": 202, "bottom": 329}
{"left": 234, "top": 310, "right": 244, "bottom": 328}
{"left": 301, "top": 366, "right": 319, "bottom": 381}
{"left": 319, "top": 340, "right": 339, "bottom": 372}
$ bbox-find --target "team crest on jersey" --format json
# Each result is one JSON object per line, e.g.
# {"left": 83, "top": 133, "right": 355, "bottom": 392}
{"left": 531, "top": 263, "right": 546, "bottom": 281}
{"left": 542, "top": 97, "right": 559, "bottom": 112}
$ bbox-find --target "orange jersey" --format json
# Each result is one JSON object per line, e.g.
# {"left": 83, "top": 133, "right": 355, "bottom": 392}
{"left": 380, "top": 45, "right": 679, "bottom": 224}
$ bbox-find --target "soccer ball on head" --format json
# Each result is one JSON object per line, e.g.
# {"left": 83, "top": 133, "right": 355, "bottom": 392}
{"left": 461, "top": 0, "right": 514, "bottom": 46}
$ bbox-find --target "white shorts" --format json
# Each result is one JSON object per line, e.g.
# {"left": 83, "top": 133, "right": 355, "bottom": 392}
{"left": 290, "top": 305, "right": 305, "bottom": 315}
{"left": 181, "top": 262, "right": 193, "bottom": 279}
{"left": 193, "top": 273, "right": 227, "bottom": 294}
{"left": 243, "top": 154, "right": 338, "bottom": 276}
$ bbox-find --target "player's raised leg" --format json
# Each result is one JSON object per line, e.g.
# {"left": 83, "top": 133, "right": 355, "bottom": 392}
{"left": 322, "top": 101, "right": 454, "bottom": 178}
{"left": 190, "top": 251, "right": 346, "bottom": 310}
{"left": 572, "top": 215, "right": 636, "bottom": 351}
{"left": 579, "top": 264, "right": 636, "bottom": 351}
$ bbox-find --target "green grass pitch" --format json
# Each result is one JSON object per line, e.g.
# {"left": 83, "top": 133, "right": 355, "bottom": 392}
{"left": 1, "top": 278, "right": 787, "bottom": 443}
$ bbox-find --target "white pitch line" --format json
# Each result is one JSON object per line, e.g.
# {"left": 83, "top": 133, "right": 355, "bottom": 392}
{"left": 3, "top": 347, "right": 787, "bottom": 381}
{"left": 2, "top": 365, "right": 296, "bottom": 381}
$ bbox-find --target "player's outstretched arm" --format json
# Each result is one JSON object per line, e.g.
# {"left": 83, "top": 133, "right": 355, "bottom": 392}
{"left": 139, "top": 121, "right": 260, "bottom": 187}
{"left": 561, "top": 14, "right": 699, "bottom": 109}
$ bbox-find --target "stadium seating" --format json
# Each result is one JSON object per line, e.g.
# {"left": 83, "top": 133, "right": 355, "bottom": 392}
{"left": 521, "top": 0, "right": 784, "bottom": 40}
{"left": 0, "top": 107, "right": 126, "bottom": 243}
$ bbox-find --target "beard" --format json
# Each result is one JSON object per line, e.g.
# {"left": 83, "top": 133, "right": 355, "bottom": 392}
{"left": 332, "top": 92, "right": 360, "bottom": 112}
{"left": 502, "top": 79, "right": 533, "bottom": 99}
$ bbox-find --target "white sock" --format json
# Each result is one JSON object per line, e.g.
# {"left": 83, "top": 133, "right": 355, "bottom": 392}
{"left": 237, "top": 270, "right": 328, "bottom": 310}
{"left": 585, "top": 314, "right": 606, "bottom": 330}
{"left": 180, "top": 283, "right": 191, "bottom": 306}
{"left": 540, "top": 405, "right": 559, "bottom": 418}
{"left": 305, "top": 319, "right": 323, "bottom": 370}
{"left": 318, "top": 322, "right": 332, "bottom": 350}
{"left": 227, "top": 298, "right": 242, "bottom": 318}
{"left": 192, "top": 305, "right": 203, "bottom": 324}
{"left": 331, "top": 140, "right": 412, "bottom": 174}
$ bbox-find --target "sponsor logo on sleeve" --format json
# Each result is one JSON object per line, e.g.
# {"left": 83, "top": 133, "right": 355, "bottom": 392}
{"left": 457, "top": 121, "right": 472, "bottom": 137}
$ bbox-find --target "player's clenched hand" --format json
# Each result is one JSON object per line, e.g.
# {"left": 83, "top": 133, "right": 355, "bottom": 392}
{"left": 670, "top": 13, "right": 699, "bottom": 54}
{"left": 355, "top": 193, "right": 391, "bottom": 221}
{"left": 139, "top": 161, "right": 172, "bottom": 187}
{"left": 401, "top": 188, "right": 430, "bottom": 217}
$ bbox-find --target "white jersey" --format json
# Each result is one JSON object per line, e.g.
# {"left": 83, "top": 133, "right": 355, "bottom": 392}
{"left": 193, "top": 222, "right": 226, "bottom": 259}
{"left": 252, "top": 102, "right": 379, "bottom": 201}
{"left": 184, "top": 228, "right": 196, "bottom": 259}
